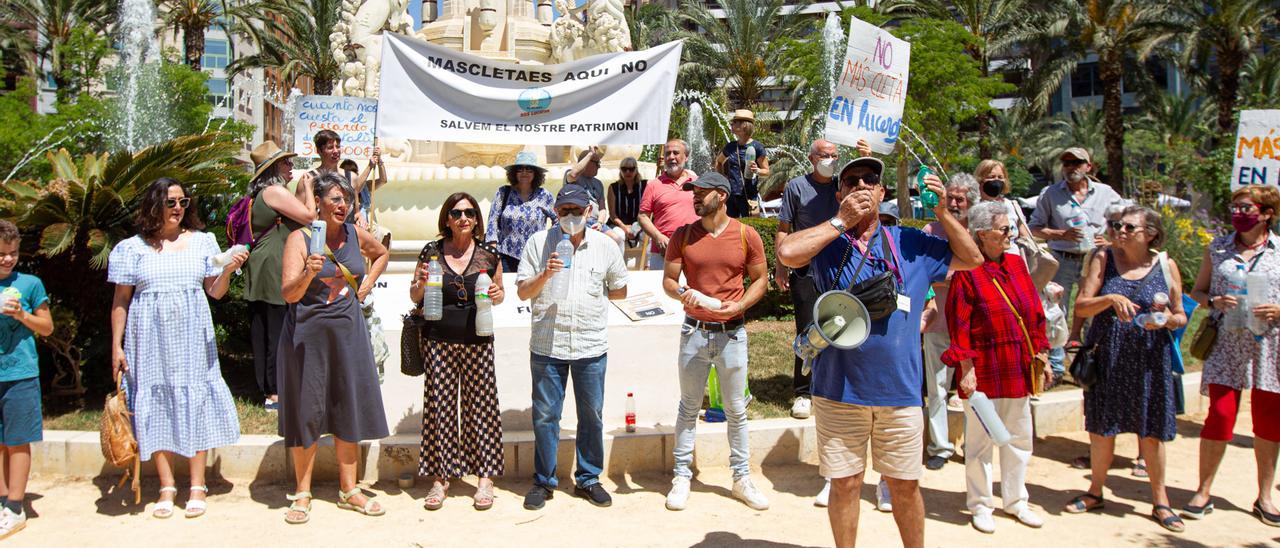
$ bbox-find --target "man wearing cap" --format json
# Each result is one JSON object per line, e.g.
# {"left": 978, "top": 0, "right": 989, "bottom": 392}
{"left": 714, "top": 110, "right": 770, "bottom": 218}
{"left": 1028, "top": 147, "right": 1122, "bottom": 383}
{"left": 565, "top": 146, "right": 609, "bottom": 226}
{"left": 778, "top": 157, "right": 982, "bottom": 548}
{"left": 638, "top": 139, "right": 700, "bottom": 270}
{"left": 516, "top": 185, "right": 629, "bottom": 511}
{"left": 661, "top": 172, "right": 770, "bottom": 512}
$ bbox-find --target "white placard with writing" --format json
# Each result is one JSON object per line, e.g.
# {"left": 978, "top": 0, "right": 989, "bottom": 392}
{"left": 1231, "top": 110, "right": 1280, "bottom": 189}
{"left": 825, "top": 16, "right": 911, "bottom": 155}
{"left": 292, "top": 95, "right": 379, "bottom": 161}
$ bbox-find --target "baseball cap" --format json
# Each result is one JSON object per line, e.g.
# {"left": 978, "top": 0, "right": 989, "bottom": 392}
{"left": 838, "top": 157, "right": 885, "bottom": 181}
{"left": 682, "top": 172, "right": 731, "bottom": 193}
{"left": 1059, "top": 147, "right": 1091, "bottom": 163}
{"left": 554, "top": 185, "right": 592, "bottom": 209}
{"left": 878, "top": 200, "right": 900, "bottom": 221}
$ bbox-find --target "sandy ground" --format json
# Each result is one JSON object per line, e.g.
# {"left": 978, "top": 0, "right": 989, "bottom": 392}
{"left": 10, "top": 410, "right": 1280, "bottom": 547}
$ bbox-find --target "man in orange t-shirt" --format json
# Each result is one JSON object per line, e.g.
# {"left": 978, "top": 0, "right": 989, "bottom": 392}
{"left": 660, "top": 172, "right": 769, "bottom": 512}
{"left": 638, "top": 139, "right": 699, "bottom": 270}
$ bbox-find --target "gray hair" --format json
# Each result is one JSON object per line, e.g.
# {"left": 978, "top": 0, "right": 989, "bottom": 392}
{"left": 665, "top": 138, "right": 688, "bottom": 155}
{"left": 1104, "top": 198, "right": 1134, "bottom": 221}
{"left": 248, "top": 171, "right": 286, "bottom": 198}
{"left": 966, "top": 201, "right": 1009, "bottom": 240}
{"left": 1120, "top": 205, "right": 1166, "bottom": 249}
{"left": 313, "top": 172, "right": 356, "bottom": 203}
{"left": 946, "top": 173, "right": 980, "bottom": 208}
{"left": 809, "top": 139, "right": 835, "bottom": 156}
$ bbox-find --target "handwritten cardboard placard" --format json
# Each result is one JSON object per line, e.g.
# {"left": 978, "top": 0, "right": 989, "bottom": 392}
{"left": 825, "top": 17, "right": 910, "bottom": 155}
{"left": 293, "top": 95, "right": 379, "bottom": 161}
{"left": 1232, "top": 110, "right": 1280, "bottom": 189}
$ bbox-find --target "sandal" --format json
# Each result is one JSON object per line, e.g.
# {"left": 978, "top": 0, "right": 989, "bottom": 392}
{"left": 1132, "top": 459, "right": 1148, "bottom": 478}
{"left": 1152, "top": 505, "right": 1185, "bottom": 532}
{"left": 338, "top": 487, "right": 386, "bottom": 517}
{"left": 1064, "top": 492, "right": 1105, "bottom": 514}
{"left": 152, "top": 486, "right": 178, "bottom": 519}
{"left": 1071, "top": 456, "right": 1091, "bottom": 470}
{"left": 473, "top": 481, "right": 495, "bottom": 511}
{"left": 424, "top": 481, "right": 448, "bottom": 511}
{"left": 184, "top": 485, "right": 208, "bottom": 519}
{"left": 285, "top": 491, "right": 312, "bottom": 525}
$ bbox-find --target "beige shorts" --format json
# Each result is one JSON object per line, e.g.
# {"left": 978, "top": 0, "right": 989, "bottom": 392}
{"left": 814, "top": 396, "right": 924, "bottom": 481}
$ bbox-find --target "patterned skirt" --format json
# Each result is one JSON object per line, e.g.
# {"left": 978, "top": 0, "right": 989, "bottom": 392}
{"left": 419, "top": 339, "right": 504, "bottom": 478}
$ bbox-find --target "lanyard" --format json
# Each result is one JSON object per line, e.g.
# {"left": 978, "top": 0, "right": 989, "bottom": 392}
{"left": 835, "top": 226, "right": 903, "bottom": 287}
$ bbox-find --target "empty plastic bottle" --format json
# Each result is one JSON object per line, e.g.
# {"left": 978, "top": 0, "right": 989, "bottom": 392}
{"left": 474, "top": 272, "right": 493, "bottom": 337}
{"left": 211, "top": 244, "right": 248, "bottom": 268}
{"left": 423, "top": 255, "right": 443, "bottom": 321}
{"left": 549, "top": 234, "right": 574, "bottom": 300}
{"left": 1225, "top": 264, "right": 1249, "bottom": 330}
{"left": 967, "top": 391, "right": 1012, "bottom": 447}
{"left": 678, "top": 287, "right": 722, "bottom": 310}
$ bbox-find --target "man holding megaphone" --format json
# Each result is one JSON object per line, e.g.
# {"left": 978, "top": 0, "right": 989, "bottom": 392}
{"left": 778, "top": 157, "right": 982, "bottom": 548}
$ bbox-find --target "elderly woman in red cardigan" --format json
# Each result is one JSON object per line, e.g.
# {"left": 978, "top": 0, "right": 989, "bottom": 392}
{"left": 943, "top": 201, "right": 1052, "bottom": 535}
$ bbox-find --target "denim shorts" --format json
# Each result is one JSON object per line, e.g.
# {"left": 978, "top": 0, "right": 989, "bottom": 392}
{"left": 0, "top": 377, "right": 43, "bottom": 446}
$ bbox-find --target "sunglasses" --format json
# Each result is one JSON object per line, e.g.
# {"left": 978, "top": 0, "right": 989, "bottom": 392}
{"left": 1108, "top": 221, "right": 1144, "bottom": 234}
{"left": 840, "top": 173, "right": 881, "bottom": 187}
{"left": 165, "top": 198, "right": 191, "bottom": 209}
{"left": 448, "top": 208, "right": 478, "bottom": 220}
{"left": 620, "top": 167, "right": 637, "bottom": 172}
{"left": 515, "top": 167, "right": 536, "bottom": 174}
{"left": 1062, "top": 159, "right": 1087, "bottom": 167}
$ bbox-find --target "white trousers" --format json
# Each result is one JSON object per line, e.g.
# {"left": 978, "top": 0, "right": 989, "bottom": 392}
{"left": 962, "top": 396, "right": 1032, "bottom": 514}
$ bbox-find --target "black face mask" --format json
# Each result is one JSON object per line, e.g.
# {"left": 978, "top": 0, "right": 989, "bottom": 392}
{"left": 982, "top": 179, "right": 1005, "bottom": 198}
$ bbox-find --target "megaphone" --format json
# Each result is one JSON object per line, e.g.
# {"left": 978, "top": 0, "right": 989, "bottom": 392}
{"left": 793, "top": 290, "right": 871, "bottom": 375}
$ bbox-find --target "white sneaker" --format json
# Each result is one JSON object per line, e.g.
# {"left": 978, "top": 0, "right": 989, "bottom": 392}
{"left": 791, "top": 397, "right": 812, "bottom": 419}
{"left": 875, "top": 480, "right": 893, "bottom": 512}
{"left": 732, "top": 476, "right": 770, "bottom": 510}
{"left": 815, "top": 478, "right": 831, "bottom": 507}
{"left": 1008, "top": 506, "right": 1044, "bottom": 528}
{"left": 0, "top": 507, "right": 26, "bottom": 540}
{"left": 665, "top": 476, "right": 690, "bottom": 511}
{"left": 972, "top": 510, "right": 996, "bottom": 534}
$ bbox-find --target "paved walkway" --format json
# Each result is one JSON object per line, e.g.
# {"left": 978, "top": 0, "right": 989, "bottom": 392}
{"left": 10, "top": 410, "right": 1280, "bottom": 547}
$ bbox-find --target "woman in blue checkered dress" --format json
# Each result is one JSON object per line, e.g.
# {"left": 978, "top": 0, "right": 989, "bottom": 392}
{"left": 108, "top": 178, "right": 245, "bottom": 519}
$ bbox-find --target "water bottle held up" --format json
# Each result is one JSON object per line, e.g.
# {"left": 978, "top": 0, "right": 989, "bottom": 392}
{"left": 549, "top": 234, "right": 575, "bottom": 300}
{"left": 742, "top": 144, "right": 756, "bottom": 181}
{"left": 423, "top": 255, "right": 444, "bottom": 321}
{"left": 474, "top": 272, "right": 493, "bottom": 337}
{"left": 308, "top": 220, "right": 327, "bottom": 256}
{"left": 916, "top": 166, "right": 939, "bottom": 209}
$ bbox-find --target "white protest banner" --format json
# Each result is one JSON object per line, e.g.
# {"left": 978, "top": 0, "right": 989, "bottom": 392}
{"left": 825, "top": 17, "right": 910, "bottom": 155}
{"left": 377, "top": 33, "right": 681, "bottom": 145}
{"left": 1231, "top": 110, "right": 1280, "bottom": 189}
{"left": 293, "top": 95, "right": 379, "bottom": 161}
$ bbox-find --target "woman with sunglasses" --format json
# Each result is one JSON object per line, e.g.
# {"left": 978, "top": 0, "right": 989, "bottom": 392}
{"left": 942, "top": 201, "right": 1051, "bottom": 533}
{"left": 108, "top": 178, "right": 247, "bottom": 519}
{"left": 607, "top": 157, "right": 646, "bottom": 246}
{"left": 487, "top": 151, "right": 556, "bottom": 273}
{"left": 411, "top": 192, "right": 505, "bottom": 511}
{"left": 974, "top": 160, "right": 1032, "bottom": 253}
{"left": 1063, "top": 205, "right": 1188, "bottom": 533}
{"left": 1184, "top": 184, "right": 1280, "bottom": 526}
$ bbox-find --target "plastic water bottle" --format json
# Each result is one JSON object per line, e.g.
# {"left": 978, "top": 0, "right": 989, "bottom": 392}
{"left": 308, "top": 220, "right": 327, "bottom": 255}
{"left": 549, "top": 234, "right": 574, "bottom": 300}
{"left": 916, "top": 166, "right": 939, "bottom": 209}
{"left": 474, "top": 272, "right": 493, "bottom": 337}
{"left": 423, "top": 255, "right": 443, "bottom": 321}
{"left": 968, "top": 391, "right": 1012, "bottom": 447}
{"left": 210, "top": 244, "right": 248, "bottom": 268}
{"left": 1247, "top": 272, "right": 1269, "bottom": 337}
{"left": 1067, "top": 202, "right": 1092, "bottom": 252}
{"left": 1225, "top": 264, "right": 1249, "bottom": 330}
{"left": 742, "top": 144, "right": 756, "bottom": 182}
{"left": 678, "top": 287, "right": 722, "bottom": 310}
{"left": 1152, "top": 292, "right": 1169, "bottom": 312}
{"left": 625, "top": 392, "right": 637, "bottom": 433}
{"left": 1133, "top": 311, "right": 1168, "bottom": 329}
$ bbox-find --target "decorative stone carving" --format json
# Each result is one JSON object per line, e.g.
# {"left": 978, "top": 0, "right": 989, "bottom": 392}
{"left": 332, "top": 0, "right": 413, "bottom": 97}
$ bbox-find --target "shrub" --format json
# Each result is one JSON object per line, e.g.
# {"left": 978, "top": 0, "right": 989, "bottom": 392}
{"left": 739, "top": 216, "right": 791, "bottom": 319}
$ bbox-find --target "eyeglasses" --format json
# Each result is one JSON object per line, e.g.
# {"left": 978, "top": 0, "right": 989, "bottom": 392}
{"left": 165, "top": 198, "right": 191, "bottom": 209}
{"left": 620, "top": 167, "right": 637, "bottom": 172}
{"left": 557, "top": 208, "right": 586, "bottom": 217}
{"left": 1062, "top": 159, "right": 1087, "bottom": 167}
{"left": 448, "top": 208, "right": 478, "bottom": 220}
{"left": 1230, "top": 203, "right": 1259, "bottom": 214}
{"left": 1108, "top": 221, "right": 1144, "bottom": 234}
{"left": 989, "top": 225, "right": 1012, "bottom": 235}
{"left": 840, "top": 173, "right": 881, "bottom": 187}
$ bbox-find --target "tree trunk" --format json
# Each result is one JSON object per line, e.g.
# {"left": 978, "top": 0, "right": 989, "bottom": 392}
{"left": 977, "top": 51, "right": 992, "bottom": 159}
{"left": 1099, "top": 50, "right": 1125, "bottom": 191}
{"left": 313, "top": 77, "right": 334, "bottom": 95}
{"left": 184, "top": 24, "right": 206, "bottom": 72}
{"left": 896, "top": 145, "right": 910, "bottom": 219}
{"left": 1215, "top": 46, "right": 1244, "bottom": 140}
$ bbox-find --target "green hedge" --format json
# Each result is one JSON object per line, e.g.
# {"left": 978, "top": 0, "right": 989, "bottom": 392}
{"left": 738, "top": 217, "right": 791, "bottom": 319}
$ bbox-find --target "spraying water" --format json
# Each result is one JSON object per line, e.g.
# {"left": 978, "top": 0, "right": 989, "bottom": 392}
{"left": 813, "top": 12, "right": 845, "bottom": 140}
{"left": 685, "top": 103, "right": 713, "bottom": 175}
{"left": 673, "top": 89, "right": 731, "bottom": 143}
{"left": 900, "top": 124, "right": 949, "bottom": 181}
{"left": 115, "top": 0, "right": 172, "bottom": 151}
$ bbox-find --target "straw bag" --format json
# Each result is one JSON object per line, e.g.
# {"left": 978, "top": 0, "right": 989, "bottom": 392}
{"left": 99, "top": 375, "right": 140, "bottom": 504}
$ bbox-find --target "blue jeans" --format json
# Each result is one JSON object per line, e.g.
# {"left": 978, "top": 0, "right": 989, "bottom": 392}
{"left": 1049, "top": 249, "right": 1086, "bottom": 375}
{"left": 531, "top": 352, "right": 606, "bottom": 488}
{"left": 674, "top": 324, "right": 751, "bottom": 480}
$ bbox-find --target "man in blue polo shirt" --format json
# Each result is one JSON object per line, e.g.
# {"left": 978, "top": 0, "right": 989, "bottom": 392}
{"left": 778, "top": 158, "right": 981, "bottom": 548}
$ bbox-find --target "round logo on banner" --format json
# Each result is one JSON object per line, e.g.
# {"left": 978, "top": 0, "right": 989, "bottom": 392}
{"left": 517, "top": 88, "right": 552, "bottom": 114}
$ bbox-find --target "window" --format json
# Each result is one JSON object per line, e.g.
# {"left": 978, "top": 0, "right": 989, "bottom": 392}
{"left": 1070, "top": 62, "right": 1099, "bottom": 98}
{"left": 202, "top": 39, "right": 229, "bottom": 70}
{"left": 206, "top": 78, "right": 229, "bottom": 106}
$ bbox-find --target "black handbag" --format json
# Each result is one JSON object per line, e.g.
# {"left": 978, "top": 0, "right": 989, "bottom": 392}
{"left": 1070, "top": 339, "right": 1101, "bottom": 388}
{"left": 400, "top": 313, "right": 426, "bottom": 377}
{"left": 841, "top": 226, "right": 900, "bottom": 321}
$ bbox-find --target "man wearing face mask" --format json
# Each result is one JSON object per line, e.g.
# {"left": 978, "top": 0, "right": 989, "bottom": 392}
{"left": 638, "top": 139, "right": 700, "bottom": 271}
{"left": 778, "top": 157, "right": 983, "bottom": 548}
{"left": 1028, "top": 148, "right": 1121, "bottom": 384}
{"left": 515, "top": 186, "right": 630, "bottom": 511}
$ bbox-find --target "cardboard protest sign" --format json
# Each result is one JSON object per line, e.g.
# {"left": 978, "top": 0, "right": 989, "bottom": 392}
{"left": 825, "top": 16, "right": 910, "bottom": 155}
{"left": 293, "top": 95, "right": 379, "bottom": 161}
{"left": 1232, "top": 110, "right": 1280, "bottom": 189}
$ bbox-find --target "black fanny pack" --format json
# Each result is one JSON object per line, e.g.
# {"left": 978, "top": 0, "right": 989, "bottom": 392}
{"left": 842, "top": 227, "right": 900, "bottom": 321}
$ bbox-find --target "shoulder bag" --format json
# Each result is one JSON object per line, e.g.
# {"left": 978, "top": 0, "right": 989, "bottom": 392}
{"left": 1011, "top": 204, "right": 1059, "bottom": 289}
{"left": 987, "top": 270, "right": 1047, "bottom": 395}
{"left": 400, "top": 242, "right": 437, "bottom": 377}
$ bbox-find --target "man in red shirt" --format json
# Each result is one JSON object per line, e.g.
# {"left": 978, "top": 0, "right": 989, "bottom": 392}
{"left": 661, "top": 172, "right": 769, "bottom": 512}
{"left": 638, "top": 139, "right": 699, "bottom": 270}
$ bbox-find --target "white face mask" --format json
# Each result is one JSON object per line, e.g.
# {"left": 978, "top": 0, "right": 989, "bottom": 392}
{"left": 560, "top": 214, "right": 587, "bottom": 234}
{"left": 815, "top": 158, "right": 837, "bottom": 178}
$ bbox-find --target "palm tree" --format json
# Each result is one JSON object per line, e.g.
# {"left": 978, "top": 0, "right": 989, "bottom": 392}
{"left": 1028, "top": 103, "right": 1109, "bottom": 177}
{"left": 226, "top": 0, "right": 342, "bottom": 94}
{"left": 881, "top": 0, "right": 1030, "bottom": 158}
{"left": 159, "top": 0, "right": 256, "bottom": 72}
{"left": 1167, "top": 0, "right": 1279, "bottom": 137}
{"left": 0, "top": 0, "right": 113, "bottom": 99}
{"left": 678, "top": 0, "right": 814, "bottom": 108}
{"left": 1018, "top": 0, "right": 1181, "bottom": 189}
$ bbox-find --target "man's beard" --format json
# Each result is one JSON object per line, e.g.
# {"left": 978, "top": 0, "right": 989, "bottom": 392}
{"left": 695, "top": 196, "right": 721, "bottom": 217}
{"left": 664, "top": 162, "right": 683, "bottom": 177}
{"left": 1066, "top": 171, "right": 1085, "bottom": 183}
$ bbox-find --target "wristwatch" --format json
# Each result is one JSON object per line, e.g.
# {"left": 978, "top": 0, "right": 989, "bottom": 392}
{"left": 828, "top": 216, "right": 846, "bottom": 232}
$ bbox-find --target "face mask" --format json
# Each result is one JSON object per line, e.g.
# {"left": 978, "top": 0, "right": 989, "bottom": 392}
{"left": 560, "top": 214, "right": 587, "bottom": 234}
{"left": 1232, "top": 212, "right": 1262, "bottom": 233}
{"left": 981, "top": 179, "right": 1004, "bottom": 198}
{"left": 816, "top": 158, "right": 836, "bottom": 178}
